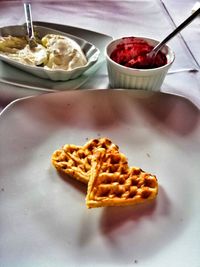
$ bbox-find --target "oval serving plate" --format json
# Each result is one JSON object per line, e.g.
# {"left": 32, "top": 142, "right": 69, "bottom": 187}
{"left": 0, "top": 25, "right": 100, "bottom": 81}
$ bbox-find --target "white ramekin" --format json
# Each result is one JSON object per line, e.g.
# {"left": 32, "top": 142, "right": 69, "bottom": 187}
{"left": 106, "top": 37, "right": 175, "bottom": 91}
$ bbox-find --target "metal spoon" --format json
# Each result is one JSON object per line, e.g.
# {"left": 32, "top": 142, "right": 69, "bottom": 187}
{"left": 147, "top": 7, "right": 200, "bottom": 60}
{"left": 24, "top": 3, "right": 37, "bottom": 49}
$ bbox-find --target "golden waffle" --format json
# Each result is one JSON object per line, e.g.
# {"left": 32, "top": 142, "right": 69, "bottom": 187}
{"left": 86, "top": 148, "right": 158, "bottom": 208}
{"left": 51, "top": 138, "right": 120, "bottom": 184}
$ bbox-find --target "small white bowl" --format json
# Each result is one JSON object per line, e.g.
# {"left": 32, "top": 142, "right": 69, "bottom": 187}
{"left": 106, "top": 36, "right": 175, "bottom": 91}
{"left": 0, "top": 25, "right": 100, "bottom": 81}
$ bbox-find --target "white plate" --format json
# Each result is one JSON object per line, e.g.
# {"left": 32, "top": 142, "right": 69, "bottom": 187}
{"left": 0, "top": 22, "right": 112, "bottom": 91}
{"left": 0, "top": 89, "right": 200, "bottom": 267}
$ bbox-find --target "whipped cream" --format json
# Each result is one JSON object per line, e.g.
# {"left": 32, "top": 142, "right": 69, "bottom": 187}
{"left": 42, "top": 34, "right": 87, "bottom": 70}
{"left": 7, "top": 44, "right": 47, "bottom": 66}
{"left": 0, "top": 34, "right": 87, "bottom": 70}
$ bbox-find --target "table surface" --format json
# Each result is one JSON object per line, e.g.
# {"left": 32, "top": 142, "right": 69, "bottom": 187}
{"left": 0, "top": 0, "right": 200, "bottom": 109}
{"left": 0, "top": 2, "right": 200, "bottom": 266}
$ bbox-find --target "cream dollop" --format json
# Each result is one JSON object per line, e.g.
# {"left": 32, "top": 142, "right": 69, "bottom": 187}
{"left": 42, "top": 34, "right": 87, "bottom": 70}
{"left": 13, "top": 44, "right": 47, "bottom": 66}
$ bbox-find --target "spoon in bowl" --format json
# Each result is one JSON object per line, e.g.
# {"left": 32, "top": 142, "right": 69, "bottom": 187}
{"left": 24, "top": 3, "right": 37, "bottom": 49}
{"left": 147, "top": 7, "right": 200, "bottom": 62}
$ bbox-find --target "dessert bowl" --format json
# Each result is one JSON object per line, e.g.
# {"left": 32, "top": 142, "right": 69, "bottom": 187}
{"left": 0, "top": 25, "right": 100, "bottom": 81}
{"left": 106, "top": 36, "right": 175, "bottom": 91}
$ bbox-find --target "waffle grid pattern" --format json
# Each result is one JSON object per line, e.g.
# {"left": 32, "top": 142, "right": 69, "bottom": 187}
{"left": 52, "top": 138, "right": 119, "bottom": 184}
{"left": 86, "top": 148, "right": 158, "bottom": 208}
{"left": 51, "top": 138, "right": 158, "bottom": 208}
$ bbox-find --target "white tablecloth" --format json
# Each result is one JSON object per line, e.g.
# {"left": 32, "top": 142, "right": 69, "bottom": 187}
{"left": 0, "top": 0, "right": 199, "bottom": 109}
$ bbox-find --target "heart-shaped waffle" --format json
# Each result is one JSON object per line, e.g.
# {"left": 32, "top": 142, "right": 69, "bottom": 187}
{"left": 51, "top": 138, "right": 120, "bottom": 184}
{"left": 86, "top": 148, "right": 158, "bottom": 208}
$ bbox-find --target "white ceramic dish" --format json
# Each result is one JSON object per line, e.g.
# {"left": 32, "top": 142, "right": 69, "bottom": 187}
{"left": 106, "top": 37, "right": 175, "bottom": 91}
{"left": 0, "top": 89, "right": 200, "bottom": 267}
{"left": 0, "top": 25, "right": 100, "bottom": 81}
{"left": 0, "top": 22, "right": 112, "bottom": 91}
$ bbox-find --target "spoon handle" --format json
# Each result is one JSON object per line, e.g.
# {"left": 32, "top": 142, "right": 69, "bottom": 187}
{"left": 153, "top": 7, "right": 200, "bottom": 54}
{"left": 24, "top": 3, "right": 34, "bottom": 40}
{"left": 24, "top": 3, "right": 37, "bottom": 49}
